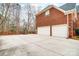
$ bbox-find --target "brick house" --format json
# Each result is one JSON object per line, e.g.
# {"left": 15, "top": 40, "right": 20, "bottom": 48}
{"left": 36, "top": 3, "right": 79, "bottom": 38}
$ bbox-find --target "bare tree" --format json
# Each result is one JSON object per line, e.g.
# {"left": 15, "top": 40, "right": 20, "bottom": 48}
{"left": 0, "top": 3, "right": 10, "bottom": 34}
{"left": 14, "top": 4, "right": 21, "bottom": 34}
{"left": 25, "top": 3, "right": 36, "bottom": 33}
{"left": 0, "top": 3, "right": 36, "bottom": 34}
{"left": 22, "top": 19, "right": 28, "bottom": 34}
{"left": 0, "top": 3, "right": 21, "bottom": 34}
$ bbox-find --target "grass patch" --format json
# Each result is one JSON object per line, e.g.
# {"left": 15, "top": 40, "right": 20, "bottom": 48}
{"left": 73, "top": 36, "right": 79, "bottom": 40}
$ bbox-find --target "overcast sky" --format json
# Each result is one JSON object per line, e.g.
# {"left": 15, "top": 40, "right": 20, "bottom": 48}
{"left": 20, "top": 3, "right": 79, "bottom": 25}
{"left": 20, "top": 3, "right": 79, "bottom": 26}
{"left": 20, "top": 3, "right": 64, "bottom": 20}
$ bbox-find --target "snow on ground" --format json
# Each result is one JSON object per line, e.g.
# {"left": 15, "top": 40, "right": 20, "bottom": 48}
{"left": 0, "top": 34, "right": 79, "bottom": 56}
{"left": 0, "top": 45, "right": 28, "bottom": 56}
{"left": 0, "top": 34, "right": 50, "bottom": 50}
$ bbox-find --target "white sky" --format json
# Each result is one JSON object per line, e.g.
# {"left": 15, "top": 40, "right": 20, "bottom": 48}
{"left": 20, "top": 3, "right": 64, "bottom": 21}
{"left": 20, "top": 3, "right": 79, "bottom": 25}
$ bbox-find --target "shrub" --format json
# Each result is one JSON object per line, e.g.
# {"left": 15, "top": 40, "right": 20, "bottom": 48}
{"left": 75, "top": 28, "right": 79, "bottom": 36}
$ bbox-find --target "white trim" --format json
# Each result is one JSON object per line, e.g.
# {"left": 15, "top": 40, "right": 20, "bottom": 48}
{"left": 36, "top": 5, "right": 65, "bottom": 16}
{"left": 52, "top": 24, "right": 68, "bottom": 38}
{"left": 52, "top": 5, "right": 65, "bottom": 13}
{"left": 36, "top": 4, "right": 77, "bottom": 16}
{"left": 65, "top": 9, "right": 75, "bottom": 15}
{"left": 38, "top": 26, "right": 50, "bottom": 36}
{"left": 38, "top": 24, "right": 68, "bottom": 38}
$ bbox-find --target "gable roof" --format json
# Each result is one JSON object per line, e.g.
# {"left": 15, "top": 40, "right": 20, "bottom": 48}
{"left": 36, "top": 5, "right": 65, "bottom": 16}
{"left": 59, "top": 3, "right": 76, "bottom": 11}
{"left": 36, "top": 3, "right": 78, "bottom": 16}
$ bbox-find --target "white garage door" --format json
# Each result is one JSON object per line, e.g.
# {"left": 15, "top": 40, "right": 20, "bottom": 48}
{"left": 38, "top": 26, "right": 50, "bottom": 36}
{"left": 38, "top": 24, "right": 68, "bottom": 38}
{"left": 52, "top": 24, "right": 68, "bottom": 38}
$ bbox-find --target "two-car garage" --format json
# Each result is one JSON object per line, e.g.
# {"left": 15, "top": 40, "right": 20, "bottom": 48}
{"left": 38, "top": 24, "right": 68, "bottom": 38}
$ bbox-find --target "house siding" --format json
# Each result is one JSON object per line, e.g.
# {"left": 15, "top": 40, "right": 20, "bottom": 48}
{"left": 36, "top": 7, "right": 67, "bottom": 27}
{"left": 76, "top": 13, "right": 79, "bottom": 28}
{"left": 36, "top": 7, "right": 77, "bottom": 38}
{"left": 68, "top": 14, "right": 73, "bottom": 38}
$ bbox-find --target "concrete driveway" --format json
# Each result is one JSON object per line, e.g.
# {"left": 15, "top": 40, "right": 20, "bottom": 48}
{"left": 0, "top": 34, "right": 79, "bottom": 56}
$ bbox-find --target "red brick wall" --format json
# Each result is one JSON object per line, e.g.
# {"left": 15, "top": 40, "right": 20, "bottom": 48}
{"left": 68, "top": 14, "right": 73, "bottom": 38}
{"left": 76, "top": 13, "right": 79, "bottom": 28}
{"left": 68, "top": 13, "right": 77, "bottom": 38}
{"left": 36, "top": 7, "right": 67, "bottom": 27}
{"left": 36, "top": 7, "right": 76, "bottom": 38}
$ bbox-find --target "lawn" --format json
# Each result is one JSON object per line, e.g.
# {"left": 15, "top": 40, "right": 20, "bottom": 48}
{"left": 73, "top": 36, "right": 79, "bottom": 40}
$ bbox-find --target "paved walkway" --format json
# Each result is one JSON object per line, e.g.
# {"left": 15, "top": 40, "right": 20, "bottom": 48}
{"left": 0, "top": 34, "right": 79, "bottom": 56}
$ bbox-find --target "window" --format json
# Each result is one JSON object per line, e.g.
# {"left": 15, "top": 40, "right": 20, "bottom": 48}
{"left": 45, "top": 10, "right": 50, "bottom": 16}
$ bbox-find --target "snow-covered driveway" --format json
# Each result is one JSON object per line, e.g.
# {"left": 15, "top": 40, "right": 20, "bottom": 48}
{"left": 0, "top": 34, "right": 79, "bottom": 56}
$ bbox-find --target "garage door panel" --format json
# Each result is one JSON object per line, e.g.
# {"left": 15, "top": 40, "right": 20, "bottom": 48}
{"left": 38, "top": 24, "right": 68, "bottom": 38}
{"left": 52, "top": 24, "right": 68, "bottom": 38}
{"left": 38, "top": 26, "right": 50, "bottom": 36}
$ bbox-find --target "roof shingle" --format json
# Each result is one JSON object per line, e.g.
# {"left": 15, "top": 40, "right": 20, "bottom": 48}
{"left": 59, "top": 3, "right": 76, "bottom": 11}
